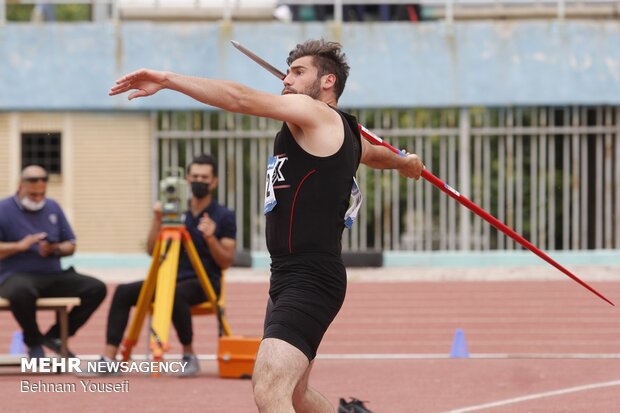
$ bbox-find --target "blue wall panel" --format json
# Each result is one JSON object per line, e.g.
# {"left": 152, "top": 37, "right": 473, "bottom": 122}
{"left": 1, "top": 21, "right": 619, "bottom": 110}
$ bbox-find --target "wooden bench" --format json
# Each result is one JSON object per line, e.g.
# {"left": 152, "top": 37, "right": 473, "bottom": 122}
{"left": 0, "top": 297, "right": 81, "bottom": 362}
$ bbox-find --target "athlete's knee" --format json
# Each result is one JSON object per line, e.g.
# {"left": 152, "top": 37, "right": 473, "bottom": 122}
{"left": 292, "top": 385, "right": 308, "bottom": 410}
{"left": 253, "top": 379, "right": 277, "bottom": 411}
{"left": 252, "top": 362, "right": 293, "bottom": 411}
{"left": 252, "top": 367, "right": 277, "bottom": 410}
{"left": 291, "top": 364, "right": 314, "bottom": 411}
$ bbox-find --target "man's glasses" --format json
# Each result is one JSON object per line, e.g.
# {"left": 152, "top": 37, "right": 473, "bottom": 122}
{"left": 23, "top": 176, "right": 49, "bottom": 183}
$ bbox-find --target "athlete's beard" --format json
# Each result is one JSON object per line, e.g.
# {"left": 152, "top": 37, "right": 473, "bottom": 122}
{"left": 282, "top": 77, "right": 321, "bottom": 100}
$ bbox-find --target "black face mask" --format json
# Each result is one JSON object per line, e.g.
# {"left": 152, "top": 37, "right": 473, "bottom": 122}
{"left": 191, "top": 182, "right": 210, "bottom": 199}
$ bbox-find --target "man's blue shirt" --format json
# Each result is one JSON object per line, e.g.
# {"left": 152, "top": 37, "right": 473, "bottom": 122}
{"left": 176, "top": 200, "right": 236, "bottom": 295}
{"left": 0, "top": 195, "right": 76, "bottom": 284}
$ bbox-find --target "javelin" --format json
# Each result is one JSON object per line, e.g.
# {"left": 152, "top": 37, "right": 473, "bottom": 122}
{"left": 230, "top": 40, "right": 614, "bottom": 307}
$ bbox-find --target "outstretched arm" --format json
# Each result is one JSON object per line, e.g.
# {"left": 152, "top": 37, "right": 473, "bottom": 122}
{"left": 360, "top": 139, "right": 424, "bottom": 179}
{"left": 109, "top": 69, "right": 332, "bottom": 130}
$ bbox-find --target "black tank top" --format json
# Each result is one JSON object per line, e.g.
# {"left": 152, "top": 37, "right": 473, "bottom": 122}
{"left": 266, "top": 108, "right": 362, "bottom": 258}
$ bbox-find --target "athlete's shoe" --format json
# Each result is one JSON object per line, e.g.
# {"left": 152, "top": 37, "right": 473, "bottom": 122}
{"left": 338, "top": 397, "right": 374, "bottom": 413}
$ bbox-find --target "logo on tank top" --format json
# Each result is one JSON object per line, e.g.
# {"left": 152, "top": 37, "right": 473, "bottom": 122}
{"left": 264, "top": 154, "right": 289, "bottom": 214}
{"left": 272, "top": 154, "right": 289, "bottom": 188}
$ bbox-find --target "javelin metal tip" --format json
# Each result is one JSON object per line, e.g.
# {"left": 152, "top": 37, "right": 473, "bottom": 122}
{"left": 229, "top": 40, "right": 286, "bottom": 80}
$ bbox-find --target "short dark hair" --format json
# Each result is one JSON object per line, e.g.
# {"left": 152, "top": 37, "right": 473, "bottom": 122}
{"left": 186, "top": 154, "right": 217, "bottom": 176}
{"left": 286, "top": 39, "right": 350, "bottom": 100}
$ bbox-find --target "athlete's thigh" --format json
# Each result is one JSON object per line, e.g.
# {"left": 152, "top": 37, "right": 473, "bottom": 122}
{"left": 253, "top": 337, "right": 309, "bottom": 392}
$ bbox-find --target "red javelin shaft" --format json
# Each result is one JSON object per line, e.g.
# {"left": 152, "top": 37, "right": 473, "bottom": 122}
{"left": 358, "top": 126, "right": 614, "bottom": 306}
{"left": 230, "top": 40, "right": 615, "bottom": 306}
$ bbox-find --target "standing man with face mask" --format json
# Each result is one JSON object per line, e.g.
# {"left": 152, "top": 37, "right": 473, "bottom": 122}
{"left": 99, "top": 154, "right": 237, "bottom": 377}
{"left": 0, "top": 165, "right": 107, "bottom": 359}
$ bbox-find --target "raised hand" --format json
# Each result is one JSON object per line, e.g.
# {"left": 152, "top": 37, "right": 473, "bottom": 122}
{"left": 108, "top": 69, "right": 169, "bottom": 100}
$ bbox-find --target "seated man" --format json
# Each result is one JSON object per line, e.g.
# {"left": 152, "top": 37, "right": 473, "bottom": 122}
{"left": 0, "top": 165, "right": 107, "bottom": 359}
{"left": 102, "top": 154, "right": 236, "bottom": 377}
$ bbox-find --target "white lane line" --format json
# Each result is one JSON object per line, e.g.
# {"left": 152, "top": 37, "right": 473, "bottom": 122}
{"left": 444, "top": 379, "right": 620, "bottom": 413}
{"left": 75, "top": 353, "right": 620, "bottom": 361}
{"left": 316, "top": 353, "right": 620, "bottom": 360}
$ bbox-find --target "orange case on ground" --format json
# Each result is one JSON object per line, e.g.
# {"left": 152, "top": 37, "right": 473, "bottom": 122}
{"left": 217, "top": 336, "right": 261, "bottom": 379}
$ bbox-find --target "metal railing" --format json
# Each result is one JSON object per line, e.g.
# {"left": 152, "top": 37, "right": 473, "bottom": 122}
{"left": 419, "top": 0, "right": 620, "bottom": 22}
{"left": 117, "top": 0, "right": 277, "bottom": 21}
{"left": 3, "top": 0, "right": 616, "bottom": 24}
{"left": 0, "top": 0, "right": 118, "bottom": 23}
{"left": 155, "top": 106, "right": 620, "bottom": 253}
{"left": 117, "top": 0, "right": 620, "bottom": 22}
{"left": 286, "top": 0, "right": 619, "bottom": 22}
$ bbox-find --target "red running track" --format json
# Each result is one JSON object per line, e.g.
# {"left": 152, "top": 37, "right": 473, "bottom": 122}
{"left": 1, "top": 279, "right": 619, "bottom": 412}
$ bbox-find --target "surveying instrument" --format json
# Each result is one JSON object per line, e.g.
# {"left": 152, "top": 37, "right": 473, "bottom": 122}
{"left": 119, "top": 168, "right": 232, "bottom": 365}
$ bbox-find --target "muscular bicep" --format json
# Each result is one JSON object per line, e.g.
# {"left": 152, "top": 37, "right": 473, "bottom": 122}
{"left": 170, "top": 76, "right": 332, "bottom": 132}
{"left": 239, "top": 91, "right": 330, "bottom": 130}
{"left": 360, "top": 138, "right": 379, "bottom": 166}
{"left": 360, "top": 139, "right": 404, "bottom": 170}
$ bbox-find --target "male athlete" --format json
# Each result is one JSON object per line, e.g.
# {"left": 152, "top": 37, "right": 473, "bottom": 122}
{"left": 110, "top": 39, "right": 423, "bottom": 413}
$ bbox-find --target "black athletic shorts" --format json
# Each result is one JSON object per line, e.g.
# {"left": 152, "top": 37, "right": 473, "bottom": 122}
{"left": 263, "top": 254, "right": 347, "bottom": 361}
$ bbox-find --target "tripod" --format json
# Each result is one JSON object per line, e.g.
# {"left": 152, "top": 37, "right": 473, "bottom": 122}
{"left": 120, "top": 224, "right": 232, "bottom": 363}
